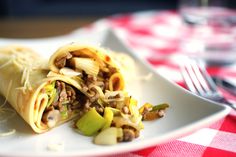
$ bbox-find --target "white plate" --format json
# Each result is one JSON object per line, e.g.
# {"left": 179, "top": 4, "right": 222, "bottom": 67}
{"left": 0, "top": 30, "right": 230, "bottom": 157}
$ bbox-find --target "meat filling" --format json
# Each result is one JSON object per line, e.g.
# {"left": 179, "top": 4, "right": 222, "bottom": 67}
{"left": 41, "top": 80, "right": 109, "bottom": 128}
{"left": 55, "top": 54, "right": 118, "bottom": 92}
{"left": 52, "top": 55, "right": 125, "bottom": 116}
{"left": 54, "top": 53, "right": 72, "bottom": 69}
{"left": 42, "top": 81, "right": 85, "bottom": 127}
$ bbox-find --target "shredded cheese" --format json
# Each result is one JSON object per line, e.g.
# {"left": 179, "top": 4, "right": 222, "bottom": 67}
{"left": 3, "top": 48, "right": 36, "bottom": 93}
{"left": 0, "top": 58, "right": 14, "bottom": 69}
{"left": 0, "top": 80, "right": 12, "bottom": 110}
{"left": 0, "top": 108, "right": 16, "bottom": 122}
{"left": 1, "top": 52, "right": 34, "bottom": 93}
{"left": 19, "top": 67, "right": 32, "bottom": 93}
{"left": 0, "top": 129, "right": 16, "bottom": 137}
{"left": 47, "top": 142, "right": 64, "bottom": 151}
{"left": 0, "top": 80, "right": 16, "bottom": 137}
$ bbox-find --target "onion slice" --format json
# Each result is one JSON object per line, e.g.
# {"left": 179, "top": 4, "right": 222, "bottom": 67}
{"left": 59, "top": 67, "right": 81, "bottom": 77}
{"left": 70, "top": 57, "right": 99, "bottom": 76}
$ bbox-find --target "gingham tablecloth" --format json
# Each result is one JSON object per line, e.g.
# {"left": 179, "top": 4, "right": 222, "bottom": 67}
{"left": 86, "top": 11, "right": 236, "bottom": 157}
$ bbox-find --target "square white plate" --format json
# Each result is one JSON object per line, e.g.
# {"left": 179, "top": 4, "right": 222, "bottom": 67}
{"left": 0, "top": 30, "right": 230, "bottom": 157}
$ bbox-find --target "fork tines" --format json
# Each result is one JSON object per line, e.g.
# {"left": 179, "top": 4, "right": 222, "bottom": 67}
{"left": 180, "top": 58, "right": 236, "bottom": 110}
{"left": 180, "top": 59, "right": 218, "bottom": 97}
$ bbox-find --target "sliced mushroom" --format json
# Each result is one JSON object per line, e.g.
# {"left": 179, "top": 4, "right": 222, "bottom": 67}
{"left": 59, "top": 67, "right": 81, "bottom": 77}
{"left": 42, "top": 110, "right": 61, "bottom": 128}
{"left": 123, "top": 128, "right": 135, "bottom": 142}
{"left": 55, "top": 53, "right": 72, "bottom": 69}
{"left": 69, "top": 57, "right": 100, "bottom": 76}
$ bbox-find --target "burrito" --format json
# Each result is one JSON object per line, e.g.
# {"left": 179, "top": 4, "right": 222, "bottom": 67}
{"left": 48, "top": 44, "right": 130, "bottom": 114}
{"left": 49, "top": 43, "right": 144, "bottom": 143}
{"left": 49, "top": 43, "right": 126, "bottom": 91}
{"left": 0, "top": 45, "right": 91, "bottom": 133}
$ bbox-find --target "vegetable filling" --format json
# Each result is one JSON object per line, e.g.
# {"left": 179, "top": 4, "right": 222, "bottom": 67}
{"left": 52, "top": 50, "right": 169, "bottom": 145}
{"left": 42, "top": 81, "right": 84, "bottom": 127}
{"left": 54, "top": 52, "right": 123, "bottom": 93}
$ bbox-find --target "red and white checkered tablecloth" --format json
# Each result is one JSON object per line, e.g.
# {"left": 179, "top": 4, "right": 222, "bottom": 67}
{"left": 85, "top": 11, "right": 236, "bottom": 157}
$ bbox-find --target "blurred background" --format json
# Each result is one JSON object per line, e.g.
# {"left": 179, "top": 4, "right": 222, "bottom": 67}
{"left": 0, "top": 0, "right": 178, "bottom": 38}
{"left": 0, "top": 0, "right": 178, "bottom": 17}
{"left": 0, "top": 0, "right": 236, "bottom": 38}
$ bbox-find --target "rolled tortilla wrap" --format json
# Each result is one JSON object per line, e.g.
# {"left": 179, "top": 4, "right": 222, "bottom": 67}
{"left": 0, "top": 45, "right": 87, "bottom": 133}
{"left": 48, "top": 44, "right": 145, "bottom": 141}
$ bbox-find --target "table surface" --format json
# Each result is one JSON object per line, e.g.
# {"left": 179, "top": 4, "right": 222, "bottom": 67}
{"left": 0, "top": 17, "right": 99, "bottom": 38}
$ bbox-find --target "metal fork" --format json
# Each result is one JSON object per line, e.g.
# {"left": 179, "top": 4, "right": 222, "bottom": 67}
{"left": 180, "top": 58, "right": 236, "bottom": 110}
